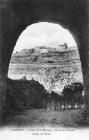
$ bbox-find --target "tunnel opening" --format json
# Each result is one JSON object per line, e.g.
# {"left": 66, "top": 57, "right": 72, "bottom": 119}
{"left": 8, "top": 22, "right": 83, "bottom": 92}
{"left": 2, "top": 21, "right": 86, "bottom": 127}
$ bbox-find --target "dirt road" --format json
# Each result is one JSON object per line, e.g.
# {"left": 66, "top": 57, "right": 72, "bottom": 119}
{"left": 6, "top": 109, "right": 83, "bottom": 127}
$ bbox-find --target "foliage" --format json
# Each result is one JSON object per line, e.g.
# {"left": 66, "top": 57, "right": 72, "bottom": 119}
{"left": 3, "top": 78, "right": 47, "bottom": 116}
{"left": 61, "top": 82, "right": 83, "bottom": 106}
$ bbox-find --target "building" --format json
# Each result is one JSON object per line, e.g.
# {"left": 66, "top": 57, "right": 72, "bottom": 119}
{"left": 58, "top": 43, "right": 68, "bottom": 52}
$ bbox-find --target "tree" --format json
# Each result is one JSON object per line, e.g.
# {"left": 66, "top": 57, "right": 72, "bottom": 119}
{"left": 50, "top": 91, "right": 63, "bottom": 111}
{"left": 42, "top": 91, "right": 50, "bottom": 110}
{"left": 61, "top": 84, "right": 75, "bottom": 109}
{"left": 61, "top": 82, "right": 83, "bottom": 109}
{"left": 58, "top": 94, "right": 64, "bottom": 110}
{"left": 71, "top": 82, "right": 83, "bottom": 108}
{"left": 50, "top": 91, "right": 59, "bottom": 111}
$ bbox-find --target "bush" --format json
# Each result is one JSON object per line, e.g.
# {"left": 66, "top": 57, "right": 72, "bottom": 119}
{"left": 3, "top": 78, "right": 47, "bottom": 116}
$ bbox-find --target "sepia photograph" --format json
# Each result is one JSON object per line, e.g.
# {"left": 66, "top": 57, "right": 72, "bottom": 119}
{"left": 0, "top": 0, "right": 89, "bottom": 139}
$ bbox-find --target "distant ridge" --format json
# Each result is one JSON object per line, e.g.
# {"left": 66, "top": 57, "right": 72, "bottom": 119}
{"left": 11, "top": 45, "right": 79, "bottom": 64}
{"left": 13, "top": 45, "right": 77, "bottom": 55}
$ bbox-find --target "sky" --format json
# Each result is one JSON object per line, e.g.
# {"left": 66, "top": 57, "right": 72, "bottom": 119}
{"left": 13, "top": 22, "right": 77, "bottom": 53}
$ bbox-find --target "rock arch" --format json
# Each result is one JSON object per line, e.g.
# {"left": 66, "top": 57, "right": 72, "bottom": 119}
{"left": 0, "top": 0, "right": 89, "bottom": 124}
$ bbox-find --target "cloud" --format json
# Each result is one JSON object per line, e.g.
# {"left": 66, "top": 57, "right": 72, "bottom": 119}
{"left": 13, "top": 22, "right": 77, "bottom": 52}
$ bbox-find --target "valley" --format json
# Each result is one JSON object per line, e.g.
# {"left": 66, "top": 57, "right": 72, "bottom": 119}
{"left": 8, "top": 46, "right": 83, "bottom": 93}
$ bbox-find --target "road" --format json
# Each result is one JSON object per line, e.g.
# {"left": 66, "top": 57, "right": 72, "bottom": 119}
{"left": 5, "top": 109, "right": 83, "bottom": 127}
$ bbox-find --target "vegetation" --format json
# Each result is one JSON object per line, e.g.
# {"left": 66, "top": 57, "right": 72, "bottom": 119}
{"left": 3, "top": 77, "right": 84, "bottom": 114}
{"left": 2, "top": 76, "right": 84, "bottom": 123}
{"left": 42, "top": 82, "right": 84, "bottom": 111}
{"left": 3, "top": 78, "right": 47, "bottom": 117}
{"left": 61, "top": 82, "right": 83, "bottom": 109}
{"left": 2, "top": 78, "right": 86, "bottom": 127}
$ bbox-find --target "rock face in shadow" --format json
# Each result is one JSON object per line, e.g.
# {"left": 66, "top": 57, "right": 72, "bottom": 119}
{"left": 3, "top": 78, "right": 47, "bottom": 116}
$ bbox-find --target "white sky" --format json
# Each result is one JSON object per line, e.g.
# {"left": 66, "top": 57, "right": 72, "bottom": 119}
{"left": 13, "top": 22, "right": 77, "bottom": 53}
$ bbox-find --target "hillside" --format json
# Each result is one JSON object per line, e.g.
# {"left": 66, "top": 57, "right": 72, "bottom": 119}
{"left": 11, "top": 47, "right": 80, "bottom": 64}
{"left": 8, "top": 46, "right": 83, "bottom": 93}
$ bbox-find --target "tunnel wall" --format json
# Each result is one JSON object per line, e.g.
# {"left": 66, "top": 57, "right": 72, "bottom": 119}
{"left": 0, "top": 0, "right": 89, "bottom": 124}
